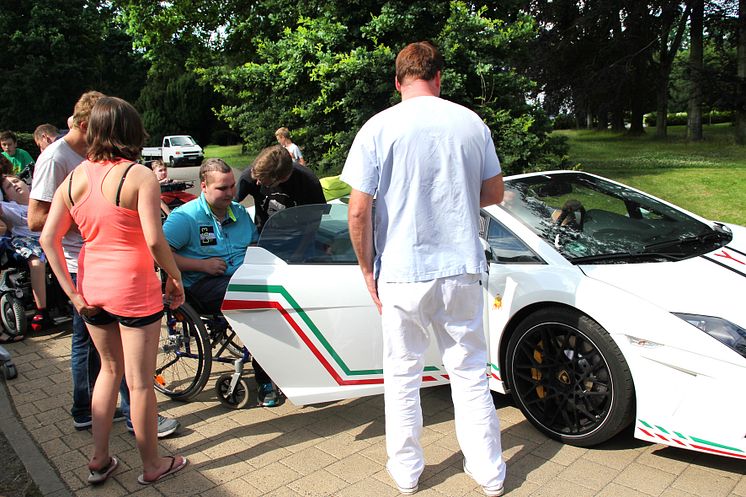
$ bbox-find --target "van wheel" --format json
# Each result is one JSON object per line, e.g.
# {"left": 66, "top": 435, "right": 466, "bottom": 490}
{"left": 505, "top": 307, "right": 635, "bottom": 447}
{"left": 169, "top": 157, "right": 175, "bottom": 167}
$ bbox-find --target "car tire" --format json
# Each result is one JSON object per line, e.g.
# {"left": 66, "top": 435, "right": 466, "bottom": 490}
{"left": 505, "top": 307, "right": 634, "bottom": 447}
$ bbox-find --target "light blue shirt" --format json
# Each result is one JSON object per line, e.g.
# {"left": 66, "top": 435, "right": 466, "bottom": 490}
{"left": 163, "top": 194, "right": 258, "bottom": 287}
{"left": 341, "top": 96, "right": 501, "bottom": 283}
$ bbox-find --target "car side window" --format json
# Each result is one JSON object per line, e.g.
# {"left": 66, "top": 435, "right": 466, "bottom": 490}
{"left": 164, "top": 138, "right": 171, "bottom": 147}
{"left": 484, "top": 215, "right": 543, "bottom": 264}
{"left": 258, "top": 204, "right": 357, "bottom": 264}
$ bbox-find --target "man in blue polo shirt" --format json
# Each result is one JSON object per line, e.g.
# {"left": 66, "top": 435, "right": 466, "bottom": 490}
{"left": 163, "top": 158, "right": 282, "bottom": 407}
{"left": 163, "top": 158, "right": 256, "bottom": 311}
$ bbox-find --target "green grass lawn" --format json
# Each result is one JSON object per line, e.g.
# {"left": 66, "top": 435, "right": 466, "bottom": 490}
{"left": 203, "top": 144, "right": 255, "bottom": 170}
{"left": 558, "top": 124, "right": 746, "bottom": 225}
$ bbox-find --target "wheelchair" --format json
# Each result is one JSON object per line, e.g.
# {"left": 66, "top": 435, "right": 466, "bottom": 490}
{"left": 154, "top": 295, "right": 254, "bottom": 408}
{"left": 0, "top": 238, "right": 71, "bottom": 338}
{"left": 155, "top": 195, "right": 254, "bottom": 409}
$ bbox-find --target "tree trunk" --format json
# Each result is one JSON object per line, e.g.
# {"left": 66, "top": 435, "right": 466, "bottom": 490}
{"left": 688, "top": 0, "right": 704, "bottom": 141}
{"left": 655, "top": 2, "right": 691, "bottom": 139}
{"left": 737, "top": 0, "right": 746, "bottom": 144}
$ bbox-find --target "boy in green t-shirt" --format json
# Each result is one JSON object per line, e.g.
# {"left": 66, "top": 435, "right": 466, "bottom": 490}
{"left": 0, "top": 130, "right": 34, "bottom": 174}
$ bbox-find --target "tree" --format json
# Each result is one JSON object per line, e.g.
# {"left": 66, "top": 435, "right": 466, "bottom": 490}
{"left": 118, "top": 0, "right": 567, "bottom": 175}
{"left": 0, "top": 0, "right": 145, "bottom": 132}
{"left": 655, "top": 2, "right": 691, "bottom": 138}
{"left": 688, "top": 0, "right": 705, "bottom": 140}
{"left": 737, "top": 0, "right": 746, "bottom": 143}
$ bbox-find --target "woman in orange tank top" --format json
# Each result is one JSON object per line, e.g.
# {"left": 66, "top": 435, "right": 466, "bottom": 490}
{"left": 40, "top": 97, "right": 188, "bottom": 486}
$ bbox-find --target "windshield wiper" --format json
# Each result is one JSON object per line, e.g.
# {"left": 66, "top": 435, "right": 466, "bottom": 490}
{"left": 571, "top": 251, "right": 684, "bottom": 264}
{"left": 643, "top": 231, "right": 728, "bottom": 252}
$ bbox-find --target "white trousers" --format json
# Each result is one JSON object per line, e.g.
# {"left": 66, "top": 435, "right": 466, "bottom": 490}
{"left": 378, "top": 273, "right": 506, "bottom": 489}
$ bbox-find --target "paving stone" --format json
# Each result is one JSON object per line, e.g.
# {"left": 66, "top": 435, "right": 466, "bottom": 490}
{"left": 287, "top": 469, "right": 348, "bottom": 496}
{"left": 199, "top": 455, "right": 254, "bottom": 485}
{"left": 596, "top": 482, "right": 653, "bottom": 497}
{"left": 614, "top": 462, "right": 677, "bottom": 496}
{"left": 326, "top": 452, "right": 380, "bottom": 484}
{"left": 278, "top": 446, "right": 338, "bottom": 475}
{"left": 671, "top": 465, "right": 738, "bottom": 497}
{"left": 245, "top": 461, "right": 302, "bottom": 494}
{"left": 557, "top": 458, "right": 620, "bottom": 491}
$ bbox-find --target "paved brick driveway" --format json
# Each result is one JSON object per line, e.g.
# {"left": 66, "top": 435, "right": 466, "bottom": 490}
{"left": 2, "top": 326, "right": 745, "bottom": 497}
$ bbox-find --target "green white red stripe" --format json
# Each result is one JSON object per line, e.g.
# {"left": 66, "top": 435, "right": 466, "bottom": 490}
{"left": 222, "top": 284, "right": 448, "bottom": 386}
{"left": 636, "top": 419, "right": 746, "bottom": 459}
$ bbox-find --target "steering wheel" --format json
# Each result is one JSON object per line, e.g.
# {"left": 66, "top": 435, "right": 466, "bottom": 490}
{"left": 553, "top": 199, "right": 585, "bottom": 232}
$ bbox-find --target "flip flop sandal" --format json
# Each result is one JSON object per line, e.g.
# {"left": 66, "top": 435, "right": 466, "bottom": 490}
{"left": 137, "top": 455, "right": 188, "bottom": 485}
{"left": 88, "top": 456, "right": 118, "bottom": 485}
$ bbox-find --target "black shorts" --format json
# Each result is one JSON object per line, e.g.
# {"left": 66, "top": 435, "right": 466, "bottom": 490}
{"left": 82, "top": 308, "right": 164, "bottom": 327}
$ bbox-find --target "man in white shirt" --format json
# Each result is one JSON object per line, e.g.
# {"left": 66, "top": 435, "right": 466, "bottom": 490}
{"left": 342, "top": 41, "right": 506, "bottom": 496}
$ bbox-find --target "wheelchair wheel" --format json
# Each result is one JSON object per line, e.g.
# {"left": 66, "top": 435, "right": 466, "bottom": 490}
{"left": 0, "top": 294, "right": 26, "bottom": 338}
{"left": 155, "top": 303, "right": 211, "bottom": 401}
{"left": 215, "top": 373, "right": 252, "bottom": 409}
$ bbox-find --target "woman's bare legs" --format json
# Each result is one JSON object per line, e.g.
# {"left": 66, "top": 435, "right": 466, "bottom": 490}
{"left": 85, "top": 321, "right": 123, "bottom": 471}
{"left": 120, "top": 319, "right": 184, "bottom": 478}
{"left": 27, "top": 256, "right": 47, "bottom": 309}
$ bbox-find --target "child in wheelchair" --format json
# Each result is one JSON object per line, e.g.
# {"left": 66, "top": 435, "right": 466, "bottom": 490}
{"left": 0, "top": 174, "right": 54, "bottom": 338}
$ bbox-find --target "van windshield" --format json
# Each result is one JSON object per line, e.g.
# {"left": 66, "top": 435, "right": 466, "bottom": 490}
{"left": 169, "top": 136, "right": 196, "bottom": 146}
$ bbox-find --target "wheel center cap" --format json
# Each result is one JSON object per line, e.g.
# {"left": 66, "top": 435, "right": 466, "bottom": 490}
{"left": 557, "top": 370, "right": 571, "bottom": 385}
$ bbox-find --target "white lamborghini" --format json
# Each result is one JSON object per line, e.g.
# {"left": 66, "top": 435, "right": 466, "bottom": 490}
{"left": 222, "top": 171, "right": 746, "bottom": 460}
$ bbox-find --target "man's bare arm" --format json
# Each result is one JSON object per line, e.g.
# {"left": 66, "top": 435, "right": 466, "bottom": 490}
{"left": 171, "top": 251, "right": 227, "bottom": 276}
{"left": 348, "top": 189, "right": 381, "bottom": 313}
{"left": 28, "top": 199, "right": 51, "bottom": 232}
{"left": 480, "top": 174, "right": 504, "bottom": 207}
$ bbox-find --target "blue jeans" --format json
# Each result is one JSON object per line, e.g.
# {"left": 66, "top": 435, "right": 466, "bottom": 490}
{"left": 70, "top": 273, "right": 131, "bottom": 421}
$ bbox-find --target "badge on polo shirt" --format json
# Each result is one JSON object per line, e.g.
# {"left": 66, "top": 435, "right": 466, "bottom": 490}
{"left": 199, "top": 225, "right": 217, "bottom": 245}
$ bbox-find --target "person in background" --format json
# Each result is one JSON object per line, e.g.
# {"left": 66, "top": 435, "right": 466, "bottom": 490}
{"left": 40, "top": 96, "right": 187, "bottom": 486}
{"left": 1, "top": 130, "right": 34, "bottom": 174}
{"left": 33, "top": 124, "right": 60, "bottom": 153}
{"left": 274, "top": 127, "right": 306, "bottom": 166}
{"left": 342, "top": 41, "right": 506, "bottom": 496}
{"left": 0, "top": 175, "right": 51, "bottom": 334}
{"left": 235, "top": 145, "right": 325, "bottom": 231}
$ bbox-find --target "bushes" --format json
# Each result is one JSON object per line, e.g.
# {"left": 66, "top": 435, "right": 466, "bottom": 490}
{"left": 644, "top": 110, "right": 733, "bottom": 127}
{"left": 209, "top": 129, "right": 241, "bottom": 146}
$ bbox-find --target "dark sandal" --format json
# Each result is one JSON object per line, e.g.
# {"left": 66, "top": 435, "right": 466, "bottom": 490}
{"left": 88, "top": 456, "right": 118, "bottom": 485}
{"left": 137, "top": 455, "right": 188, "bottom": 485}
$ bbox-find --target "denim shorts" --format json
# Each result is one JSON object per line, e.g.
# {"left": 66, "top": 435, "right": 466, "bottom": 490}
{"left": 82, "top": 308, "right": 164, "bottom": 327}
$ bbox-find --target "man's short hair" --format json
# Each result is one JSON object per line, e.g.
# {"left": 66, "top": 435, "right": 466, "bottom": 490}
{"left": 33, "top": 124, "right": 59, "bottom": 142}
{"left": 0, "top": 130, "right": 17, "bottom": 143}
{"left": 252, "top": 145, "right": 293, "bottom": 185}
{"left": 151, "top": 159, "right": 166, "bottom": 171}
{"left": 395, "top": 41, "right": 444, "bottom": 85}
{"left": 275, "top": 127, "right": 290, "bottom": 139}
{"left": 86, "top": 96, "right": 147, "bottom": 162}
{"left": 199, "top": 158, "right": 232, "bottom": 184}
{"left": 72, "top": 91, "right": 105, "bottom": 129}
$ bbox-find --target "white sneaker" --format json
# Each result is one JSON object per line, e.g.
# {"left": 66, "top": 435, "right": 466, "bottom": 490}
{"left": 463, "top": 458, "right": 504, "bottom": 497}
{"left": 386, "top": 467, "right": 418, "bottom": 495}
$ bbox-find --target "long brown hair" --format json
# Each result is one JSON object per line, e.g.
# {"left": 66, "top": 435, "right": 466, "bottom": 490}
{"left": 86, "top": 96, "right": 147, "bottom": 162}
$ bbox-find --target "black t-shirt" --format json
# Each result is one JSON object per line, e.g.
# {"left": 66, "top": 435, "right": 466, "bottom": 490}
{"left": 236, "top": 162, "right": 326, "bottom": 231}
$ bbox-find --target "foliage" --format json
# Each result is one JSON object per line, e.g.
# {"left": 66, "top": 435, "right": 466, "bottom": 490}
{"left": 0, "top": 0, "right": 146, "bottom": 132}
{"left": 136, "top": 71, "right": 218, "bottom": 146}
{"left": 644, "top": 110, "right": 734, "bottom": 126}
{"left": 189, "top": 0, "right": 567, "bottom": 175}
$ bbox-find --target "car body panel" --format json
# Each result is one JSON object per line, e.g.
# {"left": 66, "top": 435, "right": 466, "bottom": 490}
{"left": 222, "top": 171, "right": 746, "bottom": 459}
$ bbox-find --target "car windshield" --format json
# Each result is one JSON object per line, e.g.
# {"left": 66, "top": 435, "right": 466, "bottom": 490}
{"left": 169, "top": 136, "right": 196, "bottom": 146}
{"left": 257, "top": 204, "right": 357, "bottom": 264}
{"left": 501, "top": 172, "right": 732, "bottom": 263}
